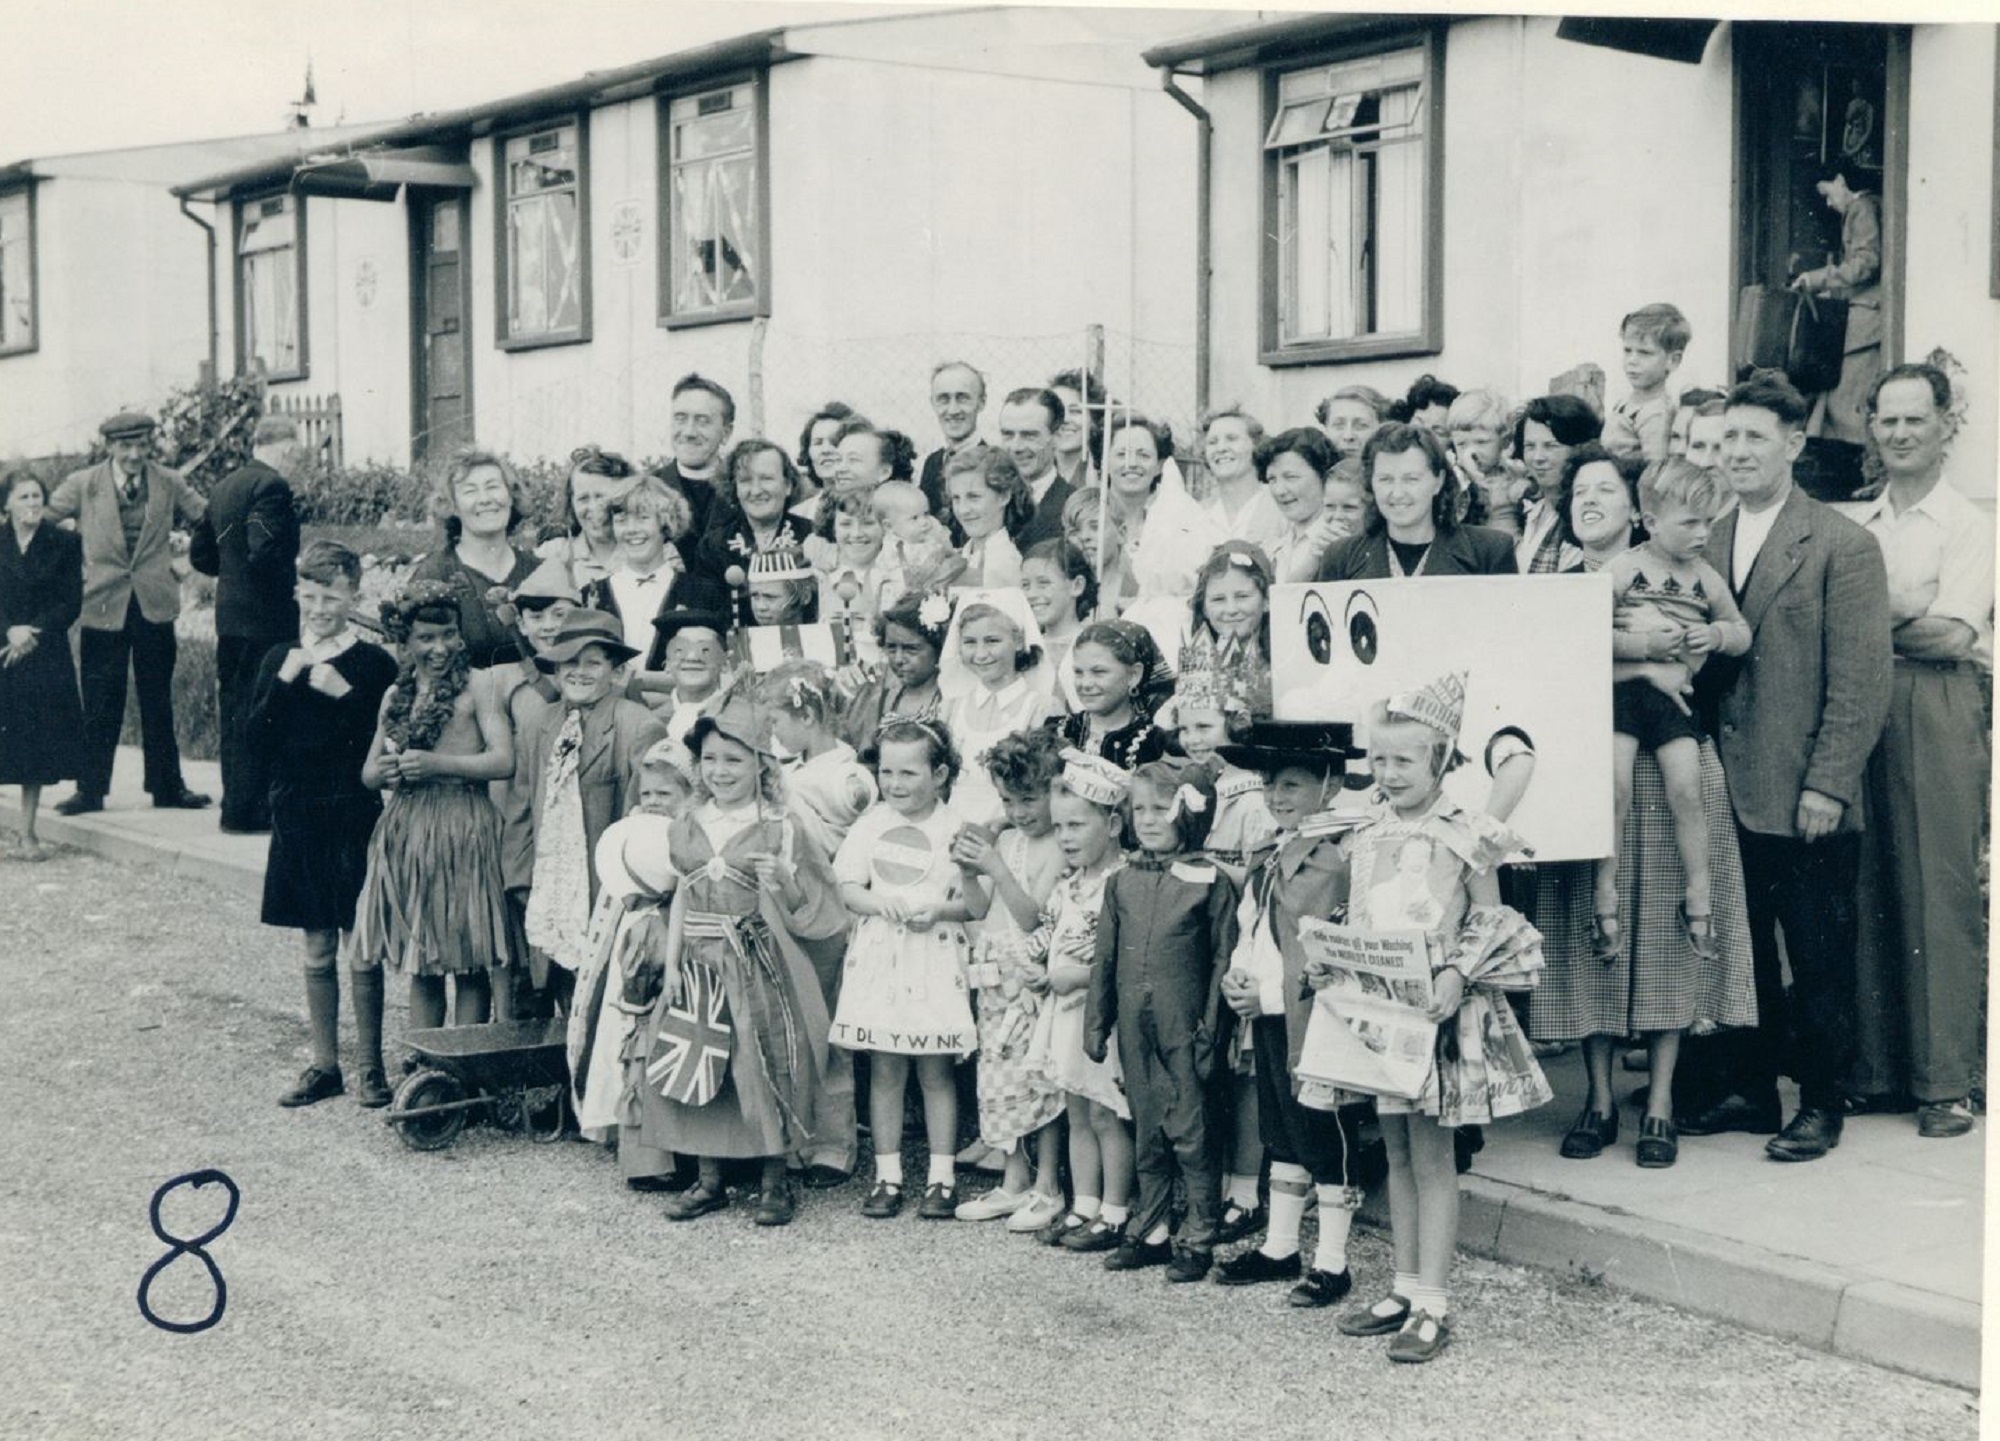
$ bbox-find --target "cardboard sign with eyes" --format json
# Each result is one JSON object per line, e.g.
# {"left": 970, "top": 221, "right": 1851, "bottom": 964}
{"left": 1270, "top": 575, "right": 1614, "bottom": 862}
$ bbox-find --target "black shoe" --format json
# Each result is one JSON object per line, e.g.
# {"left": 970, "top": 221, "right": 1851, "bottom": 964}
{"left": 1765, "top": 1107, "right": 1843, "bottom": 1162}
{"left": 1214, "top": 1248, "right": 1302, "bottom": 1286}
{"left": 1289, "top": 1267, "right": 1355, "bottom": 1308}
{"left": 153, "top": 790, "right": 213, "bottom": 810}
{"left": 1846, "top": 1092, "right": 1919, "bottom": 1117}
{"left": 860, "top": 1180, "right": 905, "bottom": 1219}
{"left": 1634, "top": 1115, "right": 1678, "bottom": 1168}
{"left": 1166, "top": 1244, "right": 1212, "bottom": 1283}
{"left": 753, "top": 1182, "right": 797, "bottom": 1227}
{"left": 1559, "top": 1105, "right": 1618, "bottom": 1160}
{"left": 917, "top": 1182, "right": 958, "bottom": 1220}
{"left": 801, "top": 1164, "right": 853, "bottom": 1190}
{"left": 355, "top": 1067, "right": 393, "bottom": 1109}
{"left": 279, "top": 1065, "right": 343, "bottom": 1107}
{"left": 1917, "top": 1099, "right": 1977, "bottom": 1139}
{"left": 1676, "top": 1093, "right": 1781, "bottom": 1137}
{"left": 1103, "top": 1238, "right": 1173, "bottom": 1272}
{"left": 1454, "top": 1124, "right": 1485, "bottom": 1174}
{"left": 1213, "top": 1202, "right": 1266, "bottom": 1247}
{"left": 666, "top": 1184, "right": 730, "bottom": 1221}
{"left": 1059, "top": 1217, "right": 1126, "bottom": 1253}
{"left": 219, "top": 818, "right": 271, "bottom": 835}
{"left": 54, "top": 793, "right": 104, "bottom": 817}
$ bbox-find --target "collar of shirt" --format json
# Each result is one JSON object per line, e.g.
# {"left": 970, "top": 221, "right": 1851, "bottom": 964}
{"left": 966, "top": 677, "right": 1029, "bottom": 713}
{"left": 1025, "top": 466, "right": 1059, "bottom": 505}
{"left": 303, "top": 629, "right": 358, "bottom": 664}
{"left": 615, "top": 552, "right": 682, "bottom": 588}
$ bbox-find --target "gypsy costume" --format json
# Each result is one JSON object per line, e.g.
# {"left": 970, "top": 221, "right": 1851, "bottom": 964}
{"left": 968, "top": 827, "right": 1067, "bottom": 1152}
{"left": 619, "top": 803, "right": 846, "bottom": 1160}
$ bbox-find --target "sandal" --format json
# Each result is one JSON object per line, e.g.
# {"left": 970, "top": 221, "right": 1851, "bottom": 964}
{"left": 1679, "top": 906, "right": 1719, "bottom": 963}
{"left": 1590, "top": 913, "right": 1622, "bottom": 965}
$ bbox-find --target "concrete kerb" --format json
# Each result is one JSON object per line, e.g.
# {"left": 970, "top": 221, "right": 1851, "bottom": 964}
{"left": 9, "top": 802, "right": 1982, "bottom": 1393}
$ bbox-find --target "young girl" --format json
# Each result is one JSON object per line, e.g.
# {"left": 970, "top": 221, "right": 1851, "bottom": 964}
{"left": 1182, "top": 545, "right": 1275, "bottom": 721}
{"left": 1166, "top": 661, "right": 1276, "bottom": 880}
{"left": 831, "top": 718, "right": 989, "bottom": 1220}
{"left": 1085, "top": 757, "right": 1240, "bottom": 1281}
{"left": 939, "top": 602, "right": 1060, "bottom": 824}
{"left": 948, "top": 729, "right": 1070, "bottom": 1230}
{"left": 347, "top": 581, "right": 516, "bottom": 1030}
{"left": 745, "top": 545, "right": 819, "bottom": 627}
{"left": 1020, "top": 538, "right": 1094, "bottom": 711}
{"left": 539, "top": 444, "right": 640, "bottom": 590}
{"left": 815, "top": 493, "right": 902, "bottom": 628}
{"left": 839, "top": 591, "right": 950, "bottom": 750}
{"left": 1036, "top": 750, "right": 1136, "bottom": 1250}
{"left": 622, "top": 696, "right": 848, "bottom": 1227}
{"left": 1328, "top": 674, "right": 1550, "bottom": 1362}
{"left": 252, "top": 541, "right": 401, "bottom": 1109}
{"left": 1059, "top": 619, "right": 1175, "bottom": 769}
{"left": 948, "top": 447, "right": 1033, "bottom": 590}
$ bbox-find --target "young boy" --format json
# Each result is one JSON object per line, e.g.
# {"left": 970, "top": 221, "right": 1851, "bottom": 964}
{"left": 516, "top": 609, "right": 670, "bottom": 1015}
{"left": 649, "top": 599, "right": 733, "bottom": 748}
{"left": 1596, "top": 459, "right": 1752, "bottom": 964}
{"left": 1212, "top": 719, "right": 1365, "bottom": 1308}
{"left": 1443, "top": 388, "right": 1523, "bottom": 533}
{"left": 250, "top": 540, "right": 401, "bottom": 1108}
{"left": 1604, "top": 304, "right": 1690, "bottom": 463}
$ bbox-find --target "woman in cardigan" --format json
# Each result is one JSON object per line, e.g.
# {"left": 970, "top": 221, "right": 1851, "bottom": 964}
{"left": 0, "top": 470, "right": 86, "bottom": 857}
{"left": 1314, "top": 424, "right": 1517, "bottom": 582}
{"left": 407, "top": 449, "right": 539, "bottom": 670}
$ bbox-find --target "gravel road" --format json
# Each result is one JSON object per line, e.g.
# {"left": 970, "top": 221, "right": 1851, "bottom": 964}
{"left": 0, "top": 849, "right": 1980, "bottom": 1441}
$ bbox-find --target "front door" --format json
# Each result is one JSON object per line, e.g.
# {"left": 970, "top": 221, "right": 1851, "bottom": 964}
{"left": 410, "top": 191, "right": 473, "bottom": 462}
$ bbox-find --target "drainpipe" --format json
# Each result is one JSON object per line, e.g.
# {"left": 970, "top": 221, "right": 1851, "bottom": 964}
{"left": 177, "top": 195, "right": 219, "bottom": 383}
{"left": 1158, "top": 67, "right": 1211, "bottom": 420}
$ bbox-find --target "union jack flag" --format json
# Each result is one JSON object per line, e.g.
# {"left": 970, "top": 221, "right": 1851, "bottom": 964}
{"left": 647, "top": 964, "right": 733, "bottom": 1107}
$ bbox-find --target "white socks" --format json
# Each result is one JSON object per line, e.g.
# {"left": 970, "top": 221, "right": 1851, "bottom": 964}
{"left": 1225, "top": 1172, "right": 1260, "bottom": 1210}
{"left": 1073, "top": 1194, "right": 1102, "bottom": 1220}
{"left": 1262, "top": 1162, "right": 1310, "bottom": 1260}
{"left": 1313, "top": 1184, "right": 1356, "bottom": 1274}
{"left": 876, "top": 1153, "right": 904, "bottom": 1187}
{"left": 927, "top": 1155, "right": 954, "bottom": 1187}
{"left": 1408, "top": 1283, "right": 1450, "bottom": 1320}
{"left": 1144, "top": 1223, "right": 1171, "bottom": 1245}
{"left": 1101, "top": 1202, "right": 1130, "bottom": 1227}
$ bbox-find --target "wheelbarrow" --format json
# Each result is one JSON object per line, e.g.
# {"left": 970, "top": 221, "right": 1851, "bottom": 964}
{"left": 386, "top": 1018, "right": 571, "bottom": 1152}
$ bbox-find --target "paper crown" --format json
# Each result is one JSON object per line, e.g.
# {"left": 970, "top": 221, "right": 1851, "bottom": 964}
{"left": 1059, "top": 747, "right": 1133, "bottom": 807}
{"left": 748, "top": 545, "right": 813, "bottom": 584}
{"left": 1175, "top": 632, "right": 1262, "bottom": 719}
{"left": 1384, "top": 670, "right": 1468, "bottom": 743}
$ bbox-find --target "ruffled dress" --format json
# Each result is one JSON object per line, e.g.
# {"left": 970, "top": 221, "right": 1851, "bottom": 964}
{"left": 968, "top": 828, "right": 1067, "bottom": 1150}
{"left": 1041, "top": 860, "right": 1131, "bottom": 1119}
{"left": 1321, "top": 797, "right": 1552, "bottom": 1127}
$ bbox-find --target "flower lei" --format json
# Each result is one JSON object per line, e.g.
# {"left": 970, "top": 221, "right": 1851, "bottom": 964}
{"left": 384, "top": 648, "right": 471, "bottom": 752}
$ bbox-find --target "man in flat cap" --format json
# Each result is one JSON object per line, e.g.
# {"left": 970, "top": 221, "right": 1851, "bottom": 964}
{"left": 45, "top": 411, "right": 212, "bottom": 814}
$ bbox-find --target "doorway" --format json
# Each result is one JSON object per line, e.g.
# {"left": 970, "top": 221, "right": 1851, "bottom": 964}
{"left": 409, "top": 191, "right": 474, "bottom": 462}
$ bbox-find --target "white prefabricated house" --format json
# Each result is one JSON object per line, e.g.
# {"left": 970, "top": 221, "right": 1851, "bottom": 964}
{"left": 0, "top": 125, "right": 400, "bottom": 460}
{"left": 1142, "top": 14, "right": 2000, "bottom": 499}
{"left": 171, "top": 6, "right": 1238, "bottom": 470}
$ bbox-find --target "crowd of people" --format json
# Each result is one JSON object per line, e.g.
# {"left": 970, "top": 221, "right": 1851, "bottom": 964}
{"left": 0, "top": 300, "right": 1987, "bottom": 1366}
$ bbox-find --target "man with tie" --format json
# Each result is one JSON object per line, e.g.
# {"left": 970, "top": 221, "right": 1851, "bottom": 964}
{"left": 1676, "top": 371, "right": 1891, "bottom": 1162}
{"left": 997, "top": 387, "right": 1073, "bottom": 550}
{"left": 47, "top": 411, "right": 212, "bottom": 815}
{"left": 918, "top": 361, "right": 988, "bottom": 537}
{"left": 189, "top": 415, "right": 304, "bottom": 833}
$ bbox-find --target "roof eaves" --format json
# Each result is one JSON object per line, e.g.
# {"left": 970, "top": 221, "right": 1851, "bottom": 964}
{"left": 1142, "top": 12, "right": 1446, "bottom": 75}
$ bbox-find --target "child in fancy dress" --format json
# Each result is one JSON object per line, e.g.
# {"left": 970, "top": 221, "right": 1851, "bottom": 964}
{"left": 831, "top": 717, "right": 990, "bottom": 1220}
{"left": 346, "top": 580, "right": 516, "bottom": 1031}
{"left": 1322, "top": 675, "right": 1550, "bottom": 1363}
{"left": 947, "top": 729, "right": 1068, "bottom": 1230}
{"left": 1033, "top": 750, "right": 1137, "bottom": 1252}
{"left": 1165, "top": 661, "right": 1276, "bottom": 883}
{"left": 251, "top": 541, "right": 400, "bottom": 1110}
{"left": 1057, "top": 619, "right": 1176, "bottom": 770}
{"left": 621, "top": 696, "right": 848, "bottom": 1227}
{"left": 1085, "top": 757, "right": 1240, "bottom": 1282}
{"left": 938, "top": 601, "right": 1061, "bottom": 825}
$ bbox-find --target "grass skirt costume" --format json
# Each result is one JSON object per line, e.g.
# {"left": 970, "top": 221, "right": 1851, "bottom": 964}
{"left": 970, "top": 828, "right": 1067, "bottom": 1151}
{"left": 1312, "top": 798, "right": 1551, "bottom": 1126}
{"left": 345, "top": 779, "right": 513, "bottom": 975}
{"left": 620, "top": 807, "right": 845, "bottom": 1160}
{"left": 1041, "top": 861, "right": 1130, "bottom": 1119}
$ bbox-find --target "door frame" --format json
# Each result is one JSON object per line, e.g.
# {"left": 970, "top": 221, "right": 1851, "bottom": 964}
{"left": 407, "top": 188, "right": 475, "bottom": 464}
{"left": 1729, "top": 22, "right": 1909, "bottom": 372}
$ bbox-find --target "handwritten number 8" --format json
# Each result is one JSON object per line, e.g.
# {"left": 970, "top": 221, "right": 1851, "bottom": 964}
{"left": 137, "top": 1169, "right": 239, "bottom": 1335}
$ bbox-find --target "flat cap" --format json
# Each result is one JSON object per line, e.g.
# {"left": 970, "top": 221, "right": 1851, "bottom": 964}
{"left": 99, "top": 412, "right": 157, "bottom": 440}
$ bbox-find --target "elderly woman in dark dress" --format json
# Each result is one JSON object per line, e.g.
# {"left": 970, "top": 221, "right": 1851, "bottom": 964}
{"left": 0, "top": 470, "right": 87, "bottom": 857}
{"left": 407, "top": 449, "right": 539, "bottom": 670}
{"left": 1525, "top": 445, "right": 1756, "bottom": 1169}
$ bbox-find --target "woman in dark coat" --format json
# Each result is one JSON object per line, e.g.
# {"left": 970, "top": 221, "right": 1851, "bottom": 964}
{"left": 0, "top": 470, "right": 87, "bottom": 856}
{"left": 1314, "top": 423, "right": 1518, "bottom": 582}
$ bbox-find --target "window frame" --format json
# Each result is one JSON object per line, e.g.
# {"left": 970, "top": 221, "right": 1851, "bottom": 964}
{"left": 493, "top": 112, "right": 592, "bottom": 352}
{"left": 1258, "top": 25, "right": 1446, "bottom": 369}
{"left": 656, "top": 71, "right": 771, "bottom": 331}
{"left": 232, "top": 187, "right": 309, "bottom": 382}
{"left": 0, "top": 181, "right": 38, "bottom": 359}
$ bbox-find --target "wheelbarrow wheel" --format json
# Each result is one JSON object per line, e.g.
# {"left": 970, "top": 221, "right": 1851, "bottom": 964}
{"left": 390, "top": 1068, "right": 470, "bottom": 1152}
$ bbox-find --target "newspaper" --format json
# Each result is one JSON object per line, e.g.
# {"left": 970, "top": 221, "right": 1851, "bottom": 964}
{"left": 1293, "top": 920, "right": 1440, "bottom": 1100}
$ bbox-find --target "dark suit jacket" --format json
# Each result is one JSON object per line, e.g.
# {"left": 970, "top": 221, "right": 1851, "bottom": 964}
{"left": 0, "top": 522, "right": 83, "bottom": 635}
{"left": 660, "top": 460, "right": 723, "bottom": 547}
{"left": 189, "top": 459, "right": 301, "bottom": 639}
{"left": 1018, "top": 472, "right": 1074, "bottom": 551}
{"left": 45, "top": 458, "right": 206, "bottom": 629}
{"left": 1314, "top": 524, "right": 1519, "bottom": 581}
{"left": 1702, "top": 484, "right": 1891, "bottom": 837}
{"left": 504, "top": 696, "right": 670, "bottom": 900}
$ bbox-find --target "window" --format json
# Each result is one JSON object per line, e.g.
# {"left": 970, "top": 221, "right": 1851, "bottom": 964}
{"left": 1262, "top": 35, "right": 1443, "bottom": 365}
{"left": 497, "top": 118, "right": 589, "bottom": 347}
{"left": 0, "top": 185, "right": 34, "bottom": 356}
{"left": 235, "top": 191, "right": 306, "bottom": 378}
{"left": 660, "top": 79, "right": 767, "bottom": 327}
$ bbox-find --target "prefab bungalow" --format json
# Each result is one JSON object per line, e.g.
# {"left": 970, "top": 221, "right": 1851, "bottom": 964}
{"left": 1142, "top": 14, "right": 1999, "bottom": 499}
{"left": 171, "top": 6, "right": 1238, "bottom": 470}
{"left": 0, "top": 124, "right": 399, "bottom": 459}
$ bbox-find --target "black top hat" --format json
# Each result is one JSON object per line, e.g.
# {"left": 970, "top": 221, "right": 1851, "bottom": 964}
{"left": 1215, "top": 718, "right": 1351, "bottom": 777}
{"left": 650, "top": 574, "right": 733, "bottom": 644}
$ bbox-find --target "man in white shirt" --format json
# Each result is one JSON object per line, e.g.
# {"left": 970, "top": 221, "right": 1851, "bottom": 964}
{"left": 998, "top": 388, "right": 1073, "bottom": 549}
{"left": 1843, "top": 364, "right": 1992, "bottom": 1139}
